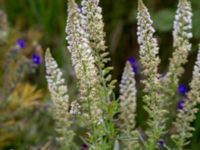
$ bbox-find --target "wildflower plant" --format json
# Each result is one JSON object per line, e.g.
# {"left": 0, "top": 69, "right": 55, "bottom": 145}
{"left": 45, "top": 0, "right": 200, "bottom": 149}
{"left": 45, "top": 49, "right": 75, "bottom": 149}
{"left": 0, "top": 37, "right": 45, "bottom": 149}
{"left": 119, "top": 61, "right": 140, "bottom": 149}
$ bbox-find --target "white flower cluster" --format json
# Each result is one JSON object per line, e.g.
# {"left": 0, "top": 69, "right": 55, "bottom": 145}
{"left": 66, "top": 0, "right": 97, "bottom": 85}
{"left": 173, "top": 0, "right": 192, "bottom": 47}
{"left": 119, "top": 61, "right": 137, "bottom": 129}
{"left": 66, "top": 0, "right": 102, "bottom": 123}
{"left": 190, "top": 46, "right": 200, "bottom": 95}
{"left": 119, "top": 61, "right": 140, "bottom": 149}
{"left": 137, "top": 1, "right": 167, "bottom": 147}
{"left": 45, "top": 49, "right": 69, "bottom": 114}
{"left": 166, "top": 0, "right": 192, "bottom": 83}
{"left": 81, "top": 0, "right": 115, "bottom": 99}
{"left": 45, "top": 49, "right": 75, "bottom": 144}
{"left": 81, "top": 0, "right": 106, "bottom": 54}
{"left": 137, "top": 0, "right": 160, "bottom": 80}
{"left": 69, "top": 101, "right": 81, "bottom": 115}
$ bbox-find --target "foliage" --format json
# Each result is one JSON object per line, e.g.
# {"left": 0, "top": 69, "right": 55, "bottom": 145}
{"left": 0, "top": 13, "right": 56, "bottom": 149}
{"left": 1, "top": 0, "right": 200, "bottom": 149}
{"left": 45, "top": 0, "right": 200, "bottom": 149}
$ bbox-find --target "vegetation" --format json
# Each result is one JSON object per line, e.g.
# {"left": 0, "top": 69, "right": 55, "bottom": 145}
{"left": 1, "top": 0, "right": 200, "bottom": 149}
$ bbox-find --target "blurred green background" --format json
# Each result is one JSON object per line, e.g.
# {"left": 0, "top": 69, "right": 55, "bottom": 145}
{"left": 1, "top": 0, "right": 200, "bottom": 149}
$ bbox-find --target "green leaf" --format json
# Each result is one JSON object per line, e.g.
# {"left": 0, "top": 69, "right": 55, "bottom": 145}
{"left": 152, "top": 9, "right": 174, "bottom": 32}
{"left": 193, "top": 10, "right": 200, "bottom": 39}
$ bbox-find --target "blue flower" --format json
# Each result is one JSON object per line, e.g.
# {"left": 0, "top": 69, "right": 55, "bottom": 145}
{"left": 177, "top": 84, "right": 187, "bottom": 95}
{"left": 78, "top": 5, "right": 83, "bottom": 13}
{"left": 177, "top": 99, "right": 185, "bottom": 110}
{"left": 157, "top": 139, "right": 164, "bottom": 147}
{"left": 32, "top": 54, "right": 41, "bottom": 65}
{"left": 16, "top": 39, "right": 25, "bottom": 49}
{"left": 128, "top": 57, "right": 136, "bottom": 65}
{"left": 128, "top": 57, "right": 138, "bottom": 74}
{"left": 81, "top": 144, "right": 88, "bottom": 150}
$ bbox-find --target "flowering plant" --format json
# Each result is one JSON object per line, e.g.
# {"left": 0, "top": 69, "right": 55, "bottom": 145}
{"left": 45, "top": 0, "right": 200, "bottom": 149}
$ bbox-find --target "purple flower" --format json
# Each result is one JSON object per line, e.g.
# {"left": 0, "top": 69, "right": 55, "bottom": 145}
{"left": 177, "top": 84, "right": 187, "bottom": 95}
{"left": 81, "top": 144, "right": 88, "bottom": 150}
{"left": 78, "top": 5, "right": 83, "bottom": 13}
{"left": 128, "top": 57, "right": 136, "bottom": 65}
{"left": 16, "top": 39, "right": 25, "bottom": 49}
{"left": 128, "top": 57, "right": 138, "bottom": 74}
{"left": 177, "top": 99, "right": 185, "bottom": 110}
{"left": 157, "top": 139, "right": 164, "bottom": 147}
{"left": 32, "top": 54, "right": 41, "bottom": 65}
